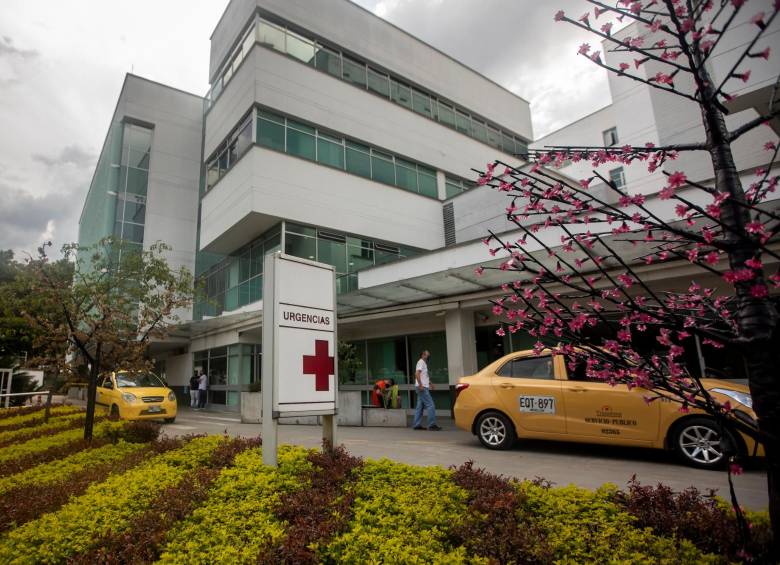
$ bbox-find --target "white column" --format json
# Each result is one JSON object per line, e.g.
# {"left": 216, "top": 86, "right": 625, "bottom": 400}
{"left": 445, "top": 308, "right": 478, "bottom": 385}
{"left": 436, "top": 170, "right": 447, "bottom": 201}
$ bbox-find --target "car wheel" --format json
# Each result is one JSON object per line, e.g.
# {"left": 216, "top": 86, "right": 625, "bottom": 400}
{"left": 673, "top": 417, "right": 739, "bottom": 469}
{"left": 476, "top": 411, "right": 516, "bottom": 450}
{"left": 164, "top": 417, "right": 176, "bottom": 424}
{"left": 109, "top": 404, "right": 120, "bottom": 421}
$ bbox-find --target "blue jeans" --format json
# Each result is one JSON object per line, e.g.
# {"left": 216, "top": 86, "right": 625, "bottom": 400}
{"left": 413, "top": 387, "right": 437, "bottom": 428}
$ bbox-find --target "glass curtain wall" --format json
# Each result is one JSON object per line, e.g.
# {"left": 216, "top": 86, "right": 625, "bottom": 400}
{"left": 342, "top": 331, "right": 450, "bottom": 411}
{"left": 112, "top": 123, "right": 152, "bottom": 257}
{"left": 193, "top": 344, "right": 260, "bottom": 409}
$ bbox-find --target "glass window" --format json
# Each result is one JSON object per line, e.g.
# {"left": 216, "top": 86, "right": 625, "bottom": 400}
{"left": 238, "top": 281, "right": 251, "bottom": 308}
{"left": 125, "top": 125, "right": 152, "bottom": 154}
{"left": 124, "top": 198, "right": 146, "bottom": 224}
{"left": 609, "top": 167, "right": 626, "bottom": 189}
{"left": 603, "top": 127, "right": 619, "bottom": 146}
{"left": 371, "top": 151, "right": 395, "bottom": 185}
{"left": 285, "top": 232, "right": 316, "bottom": 260}
{"left": 395, "top": 158, "right": 418, "bottom": 192}
{"left": 391, "top": 80, "right": 412, "bottom": 109}
{"left": 258, "top": 21, "right": 285, "bottom": 52}
{"left": 286, "top": 30, "right": 315, "bottom": 64}
{"left": 128, "top": 148, "right": 150, "bottom": 170}
{"left": 207, "top": 161, "right": 219, "bottom": 189}
{"left": 412, "top": 89, "right": 433, "bottom": 118}
{"left": 342, "top": 56, "right": 366, "bottom": 87}
{"left": 317, "top": 237, "right": 347, "bottom": 273}
{"left": 223, "top": 63, "right": 233, "bottom": 85}
{"left": 515, "top": 138, "right": 528, "bottom": 156}
{"left": 250, "top": 243, "right": 263, "bottom": 277}
{"left": 456, "top": 110, "right": 471, "bottom": 134}
{"left": 487, "top": 126, "right": 502, "bottom": 149}
{"left": 286, "top": 222, "right": 316, "bottom": 236}
{"left": 238, "top": 250, "right": 250, "bottom": 282}
{"left": 501, "top": 132, "right": 515, "bottom": 155}
{"left": 445, "top": 178, "right": 463, "bottom": 199}
{"left": 437, "top": 102, "right": 456, "bottom": 129}
{"left": 314, "top": 45, "right": 341, "bottom": 77}
{"left": 286, "top": 121, "right": 316, "bottom": 161}
{"left": 367, "top": 68, "right": 390, "bottom": 98}
{"left": 366, "top": 337, "right": 407, "bottom": 383}
{"left": 242, "top": 25, "right": 256, "bottom": 57}
{"left": 236, "top": 119, "right": 252, "bottom": 158}
{"left": 471, "top": 119, "right": 488, "bottom": 143}
{"left": 249, "top": 276, "right": 262, "bottom": 303}
{"left": 408, "top": 333, "right": 449, "bottom": 384}
{"left": 418, "top": 167, "right": 437, "bottom": 198}
{"left": 497, "top": 356, "right": 554, "bottom": 379}
{"left": 227, "top": 139, "right": 238, "bottom": 168}
{"left": 317, "top": 132, "right": 344, "bottom": 169}
{"left": 347, "top": 244, "right": 374, "bottom": 272}
{"left": 123, "top": 223, "right": 145, "bottom": 244}
{"left": 257, "top": 116, "right": 285, "bottom": 152}
{"left": 125, "top": 168, "right": 148, "bottom": 196}
{"left": 345, "top": 141, "right": 371, "bottom": 178}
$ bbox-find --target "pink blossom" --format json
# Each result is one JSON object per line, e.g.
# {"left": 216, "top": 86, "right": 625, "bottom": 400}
{"left": 730, "top": 462, "right": 744, "bottom": 476}
{"left": 732, "top": 0, "right": 746, "bottom": 8}
{"left": 765, "top": 141, "right": 777, "bottom": 151}
{"left": 474, "top": 266, "right": 484, "bottom": 276}
{"left": 756, "top": 47, "right": 771, "bottom": 60}
{"left": 554, "top": 10, "right": 566, "bottom": 21}
{"left": 579, "top": 12, "right": 590, "bottom": 24}
{"left": 667, "top": 171, "right": 687, "bottom": 188}
{"left": 634, "top": 58, "right": 648, "bottom": 69}
{"left": 578, "top": 43, "right": 591, "bottom": 55}
{"left": 496, "top": 326, "right": 505, "bottom": 337}
{"left": 579, "top": 177, "right": 592, "bottom": 189}
{"left": 590, "top": 51, "right": 602, "bottom": 62}
{"left": 745, "top": 221, "right": 766, "bottom": 235}
{"left": 750, "top": 284, "right": 769, "bottom": 298}
{"left": 745, "top": 257, "right": 763, "bottom": 269}
{"left": 601, "top": 22, "right": 613, "bottom": 34}
{"left": 735, "top": 70, "right": 751, "bottom": 82}
{"left": 751, "top": 12, "right": 766, "bottom": 27}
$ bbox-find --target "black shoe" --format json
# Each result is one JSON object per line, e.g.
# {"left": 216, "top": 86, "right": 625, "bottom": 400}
{"left": 428, "top": 425, "right": 442, "bottom": 431}
{"left": 413, "top": 426, "right": 425, "bottom": 430}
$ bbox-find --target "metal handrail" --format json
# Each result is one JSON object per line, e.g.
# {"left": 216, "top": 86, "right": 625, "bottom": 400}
{"left": 0, "top": 390, "right": 55, "bottom": 422}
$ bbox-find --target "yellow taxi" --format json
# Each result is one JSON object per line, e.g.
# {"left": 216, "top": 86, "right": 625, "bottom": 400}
{"left": 453, "top": 349, "right": 762, "bottom": 469}
{"left": 96, "top": 371, "right": 177, "bottom": 423}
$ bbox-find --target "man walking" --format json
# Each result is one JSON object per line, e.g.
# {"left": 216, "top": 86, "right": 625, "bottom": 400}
{"left": 412, "top": 350, "right": 441, "bottom": 430}
{"left": 197, "top": 371, "right": 208, "bottom": 409}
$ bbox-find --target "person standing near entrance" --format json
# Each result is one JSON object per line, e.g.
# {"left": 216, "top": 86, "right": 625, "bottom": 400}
{"left": 189, "top": 372, "right": 200, "bottom": 408}
{"left": 412, "top": 350, "right": 441, "bottom": 430}
{"left": 197, "top": 371, "right": 208, "bottom": 409}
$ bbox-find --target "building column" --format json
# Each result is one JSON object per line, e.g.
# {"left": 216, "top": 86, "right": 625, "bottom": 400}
{"left": 445, "top": 308, "right": 478, "bottom": 384}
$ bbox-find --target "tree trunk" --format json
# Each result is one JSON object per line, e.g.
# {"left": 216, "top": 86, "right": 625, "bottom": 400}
{"left": 745, "top": 340, "right": 780, "bottom": 557}
{"left": 83, "top": 344, "right": 101, "bottom": 441}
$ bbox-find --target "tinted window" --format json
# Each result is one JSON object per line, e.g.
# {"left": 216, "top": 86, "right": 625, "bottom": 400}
{"left": 497, "top": 356, "right": 553, "bottom": 380}
{"left": 116, "top": 372, "right": 165, "bottom": 388}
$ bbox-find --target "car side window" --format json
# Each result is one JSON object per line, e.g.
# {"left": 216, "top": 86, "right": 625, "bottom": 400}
{"left": 564, "top": 356, "right": 600, "bottom": 382}
{"left": 497, "top": 356, "right": 554, "bottom": 380}
{"left": 101, "top": 376, "right": 113, "bottom": 389}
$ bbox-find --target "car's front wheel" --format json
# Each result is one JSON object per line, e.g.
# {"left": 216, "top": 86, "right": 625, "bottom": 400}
{"left": 672, "top": 417, "right": 740, "bottom": 469}
{"left": 164, "top": 417, "right": 176, "bottom": 424}
{"left": 476, "top": 411, "right": 516, "bottom": 450}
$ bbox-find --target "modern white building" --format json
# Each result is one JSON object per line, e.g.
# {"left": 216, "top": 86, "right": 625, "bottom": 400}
{"left": 78, "top": 0, "right": 778, "bottom": 413}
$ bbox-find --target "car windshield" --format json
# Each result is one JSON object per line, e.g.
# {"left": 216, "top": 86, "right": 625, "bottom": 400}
{"left": 115, "top": 372, "right": 165, "bottom": 388}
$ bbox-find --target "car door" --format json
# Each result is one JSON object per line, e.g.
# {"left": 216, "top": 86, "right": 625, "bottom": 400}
{"left": 493, "top": 354, "right": 566, "bottom": 435}
{"left": 561, "top": 356, "right": 661, "bottom": 444}
{"left": 96, "top": 375, "right": 115, "bottom": 408}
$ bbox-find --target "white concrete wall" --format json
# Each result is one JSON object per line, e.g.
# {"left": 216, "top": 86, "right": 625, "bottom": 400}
{"left": 199, "top": 146, "right": 444, "bottom": 253}
{"left": 204, "top": 46, "right": 524, "bottom": 182}
{"left": 209, "top": 0, "right": 532, "bottom": 139}
{"left": 165, "top": 353, "right": 193, "bottom": 387}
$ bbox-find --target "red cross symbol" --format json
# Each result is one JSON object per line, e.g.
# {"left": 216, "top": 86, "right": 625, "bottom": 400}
{"left": 302, "top": 339, "right": 334, "bottom": 392}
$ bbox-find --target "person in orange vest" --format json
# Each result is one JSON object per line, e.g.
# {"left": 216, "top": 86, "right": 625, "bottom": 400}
{"left": 371, "top": 378, "right": 395, "bottom": 408}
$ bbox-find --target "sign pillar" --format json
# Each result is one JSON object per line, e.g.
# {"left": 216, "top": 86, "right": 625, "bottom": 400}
{"left": 261, "top": 252, "right": 338, "bottom": 467}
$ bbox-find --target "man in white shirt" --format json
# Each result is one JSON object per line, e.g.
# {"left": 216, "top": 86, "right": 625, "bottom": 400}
{"left": 412, "top": 350, "right": 441, "bottom": 430}
{"left": 197, "top": 372, "right": 208, "bottom": 409}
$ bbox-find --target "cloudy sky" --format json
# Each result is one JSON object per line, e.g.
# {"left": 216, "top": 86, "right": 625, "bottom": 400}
{"left": 0, "top": 0, "right": 609, "bottom": 257}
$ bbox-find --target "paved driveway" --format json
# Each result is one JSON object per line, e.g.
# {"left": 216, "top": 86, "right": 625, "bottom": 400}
{"left": 166, "top": 409, "right": 768, "bottom": 510}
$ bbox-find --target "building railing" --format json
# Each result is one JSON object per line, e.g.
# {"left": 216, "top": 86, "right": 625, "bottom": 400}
{"left": 0, "top": 390, "right": 54, "bottom": 421}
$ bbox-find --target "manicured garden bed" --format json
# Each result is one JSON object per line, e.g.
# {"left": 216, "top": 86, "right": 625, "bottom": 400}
{"left": 0, "top": 410, "right": 771, "bottom": 564}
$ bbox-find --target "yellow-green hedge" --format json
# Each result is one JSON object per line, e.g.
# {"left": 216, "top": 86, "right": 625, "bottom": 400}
{"left": 0, "top": 407, "right": 81, "bottom": 432}
{"left": 0, "top": 436, "right": 223, "bottom": 564}
{"left": 157, "top": 445, "right": 312, "bottom": 564}
{"left": 0, "top": 412, "right": 86, "bottom": 445}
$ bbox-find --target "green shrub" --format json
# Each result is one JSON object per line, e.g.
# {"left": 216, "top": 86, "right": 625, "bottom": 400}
{"left": 322, "top": 459, "right": 479, "bottom": 564}
{"left": 0, "top": 440, "right": 145, "bottom": 495}
{"left": 0, "top": 406, "right": 80, "bottom": 432}
{"left": 157, "top": 445, "right": 312, "bottom": 564}
{"left": 0, "top": 412, "right": 86, "bottom": 446}
{"left": 519, "top": 482, "right": 719, "bottom": 564}
{"left": 0, "top": 436, "right": 222, "bottom": 564}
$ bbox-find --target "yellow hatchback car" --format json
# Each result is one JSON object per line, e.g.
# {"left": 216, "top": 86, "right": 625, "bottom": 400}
{"left": 96, "top": 371, "right": 177, "bottom": 423}
{"left": 453, "top": 349, "right": 762, "bottom": 469}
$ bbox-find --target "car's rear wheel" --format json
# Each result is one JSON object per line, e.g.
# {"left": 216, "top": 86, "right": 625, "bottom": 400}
{"left": 476, "top": 411, "right": 516, "bottom": 450}
{"left": 672, "top": 417, "right": 740, "bottom": 469}
{"left": 109, "top": 404, "right": 120, "bottom": 421}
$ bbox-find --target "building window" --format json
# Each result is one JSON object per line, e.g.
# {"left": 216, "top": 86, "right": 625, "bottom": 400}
{"left": 609, "top": 167, "right": 626, "bottom": 189}
{"left": 445, "top": 176, "right": 477, "bottom": 199}
{"left": 603, "top": 127, "right": 619, "bottom": 146}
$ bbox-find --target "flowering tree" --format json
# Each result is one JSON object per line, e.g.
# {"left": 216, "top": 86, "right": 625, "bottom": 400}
{"left": 24, "top": 238, "right": 194, "bottom": 440}
{"left": 477, "top": 0, "right": 780, "bottom": 551}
